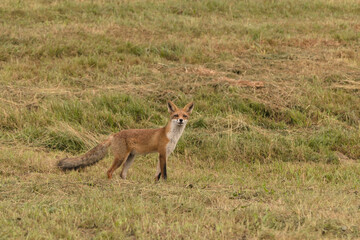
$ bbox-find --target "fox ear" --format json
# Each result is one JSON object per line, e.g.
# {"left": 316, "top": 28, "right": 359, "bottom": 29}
{"left": 183, "top": 102, "right": 194, "bottom": 114}
{"left": 167, "top": 101, "right": 178, "bottom": 113}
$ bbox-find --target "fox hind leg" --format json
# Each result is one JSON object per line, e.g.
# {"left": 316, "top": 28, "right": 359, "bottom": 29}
{"left": 107, "top": 151, "right": 130, "bottom": 179}
{"left": 120, "top": 153, "right": 135, "bottom": 179}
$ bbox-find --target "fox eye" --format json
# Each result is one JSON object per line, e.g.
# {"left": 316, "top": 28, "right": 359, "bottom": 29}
{"left": 183, "top": 114, "right": 188, "bottom": 118}
{"left": 173, "top": 114, "right": 179, "bottom": 118}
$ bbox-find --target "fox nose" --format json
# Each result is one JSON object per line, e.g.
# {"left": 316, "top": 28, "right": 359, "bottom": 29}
{"left": 179, "top": 119, "right": 183, "bottom": 123}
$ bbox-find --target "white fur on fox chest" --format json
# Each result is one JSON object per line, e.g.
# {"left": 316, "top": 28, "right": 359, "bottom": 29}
{"left": 166, "top": 120, "right": 186, "bottom": 156}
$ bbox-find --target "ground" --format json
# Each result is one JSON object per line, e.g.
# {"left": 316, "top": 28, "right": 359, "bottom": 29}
{"left": 0, "top": 0, "right": 360, "bottom": 239}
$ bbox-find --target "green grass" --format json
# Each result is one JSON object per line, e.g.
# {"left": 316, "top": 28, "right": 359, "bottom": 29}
{"left": 0, "top": 0, "right": 360, "bottom": 239}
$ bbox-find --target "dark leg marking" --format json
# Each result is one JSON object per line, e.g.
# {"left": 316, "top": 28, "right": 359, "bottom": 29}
{"left": 157, "top": 172, "right": 161, "bottom": 181}
{"left": 163, "top": 163, "right": 167, "bottom": 180}
{"left": 127, "top": 153, "right": 134, "bottom": 160}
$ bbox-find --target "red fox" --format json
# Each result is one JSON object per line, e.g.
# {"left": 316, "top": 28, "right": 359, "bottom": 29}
{"left": 57, "top": 101, "right": 194, "bottom": 181}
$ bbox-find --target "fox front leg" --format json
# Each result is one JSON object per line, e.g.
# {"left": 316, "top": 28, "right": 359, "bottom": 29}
{"left": 155, "top": 153, "right": 167, "bottom": 181}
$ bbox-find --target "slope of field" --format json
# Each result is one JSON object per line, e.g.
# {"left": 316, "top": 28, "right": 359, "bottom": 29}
{"left": 0, "top": 0, "right": 359, "bottom": 239}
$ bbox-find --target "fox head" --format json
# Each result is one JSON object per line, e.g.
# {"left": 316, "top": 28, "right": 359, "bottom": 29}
{"left": 167, "top": 101, "right": 194, "bottom": 126}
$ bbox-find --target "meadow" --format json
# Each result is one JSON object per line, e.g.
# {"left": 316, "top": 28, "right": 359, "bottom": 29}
{"left": 0, "top": 0, "right": 360, "bottom": 239}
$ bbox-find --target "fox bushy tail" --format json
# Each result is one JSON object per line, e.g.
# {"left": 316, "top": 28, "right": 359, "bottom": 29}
{"left": 57, "top": 136, "right": 113, "bottom": 170}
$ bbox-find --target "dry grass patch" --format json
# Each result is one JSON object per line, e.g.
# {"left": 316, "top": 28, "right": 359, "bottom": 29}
{"left": 1, "top": 145, "right": 360, "bottom": 239}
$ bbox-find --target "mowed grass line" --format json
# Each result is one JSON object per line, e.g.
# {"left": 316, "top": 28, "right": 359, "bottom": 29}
{"left": 0, "top": 0, "right": 360, "bottom": 239}
{"left": 1, "top": 145, "right": 360, "bottom": 239}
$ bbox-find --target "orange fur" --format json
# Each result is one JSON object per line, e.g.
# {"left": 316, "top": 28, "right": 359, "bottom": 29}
{"left": 57, "top": 101, "right": 194, "bottom": 181}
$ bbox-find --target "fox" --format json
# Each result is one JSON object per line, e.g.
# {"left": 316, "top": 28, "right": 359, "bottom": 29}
{"left": 57, "top": 101, "right": 194, "bottom": 181}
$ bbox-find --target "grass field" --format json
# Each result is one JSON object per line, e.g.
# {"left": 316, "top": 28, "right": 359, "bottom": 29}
{"left": 1, "top": 0, "right": 360, "bottom": 239}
